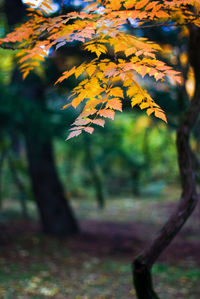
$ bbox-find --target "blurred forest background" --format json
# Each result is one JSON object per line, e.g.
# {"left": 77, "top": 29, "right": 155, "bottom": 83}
{"left": 0, "top": 0, "right": 200, "bottom": 298}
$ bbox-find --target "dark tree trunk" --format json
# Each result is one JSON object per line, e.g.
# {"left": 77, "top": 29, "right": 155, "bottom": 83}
{"left": 0, "top": 148, "right": 6, "bottom": 210}
{"left": 8, "top": 133, "right": 29, "bottom": 218}
{"left": 16, "top": 70, "right": 79, "bottom": 236}
{"left": 4, "top": 0, "right": 79, "bottom": 236}
{"left": 84, "top": 135, "right": 105, "bottom": 209}
{"left": 132, "top": 25, "right": 200, "bottom": 299}
{"left": 12, "top": 71, "right": 79, "bottom": 236}
{"left": 4, "top": 0, "right": 26, "bottom": 28}
{"left": 25, "top": 136, "right": 79, "bottom": 235}
{"left": 14, "top": 73, "right": 79, "bottom": 236}
{"left": 131, "top": 167, "right": 140, "bottom": 197}
{"left": 8, "top": 151, "right": 29, "bottom": 219}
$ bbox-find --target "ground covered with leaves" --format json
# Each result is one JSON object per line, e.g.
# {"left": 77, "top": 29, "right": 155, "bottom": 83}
{"left": 0, "top": 186, "right": 200, "bottom": 298}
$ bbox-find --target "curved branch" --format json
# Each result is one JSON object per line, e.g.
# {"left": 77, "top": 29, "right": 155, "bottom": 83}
{"left": 132, "top": 25, "right": 200, "bottom": 299}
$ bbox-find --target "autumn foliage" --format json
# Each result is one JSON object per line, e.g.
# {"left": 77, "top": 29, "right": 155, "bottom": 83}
{"left": 1, "top": 0, "right": 200, "bottom": 139}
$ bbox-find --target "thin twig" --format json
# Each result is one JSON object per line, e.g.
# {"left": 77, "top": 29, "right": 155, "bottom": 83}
{"left": 127, "top": 18, "right": 199, "bottom": 30}
{"left": 59, "top": 0, "right": 65, "bottom": 15}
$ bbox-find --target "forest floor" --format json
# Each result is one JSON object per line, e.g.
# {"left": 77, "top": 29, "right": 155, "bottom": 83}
{"left": 0, "top": 185, "right": 200, "bottom": 298}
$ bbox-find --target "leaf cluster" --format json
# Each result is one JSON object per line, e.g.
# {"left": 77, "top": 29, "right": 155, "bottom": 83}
{"left": 0, "top": 0, "right": 200, "bottom": 139}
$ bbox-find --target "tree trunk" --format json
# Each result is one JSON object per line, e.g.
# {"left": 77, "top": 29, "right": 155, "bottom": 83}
{"left": 4, "top": 0, "right": 26, "bottom": 28}
{"left": 13, "top": 72, "right": 79, "bottom": 236}
{"left": 0, "top": 148, "right": 6, "bottom": 210}
{"left": 4, "top": 0, "right": 79, "bottom": 236}
{"left": 25, "top": 136, "right": 79, "bottom": 235}
{"left": 131, "top": 167, "right": 140, "bottom": 197}
{"left": 84, "top": 135, "right": 105, "bottom": 209}
{"left": 8, "top": 151, "right": 29, "bottom": 219}
{"left": 132, "top": 25, "right": 200, "bottom": 299}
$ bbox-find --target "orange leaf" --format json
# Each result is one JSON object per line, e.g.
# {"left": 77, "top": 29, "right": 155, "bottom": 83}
{"left": 124, "top": 0, "right": 134, "bottom": 9}
{"left": 106, "top": 98, "right": 122, "bottom": 111}
{"left": 156, "top": 11, "right": 169, "bottom": 18}
{"left": 84, "top": 127, "right": 94, "bottom": 134}
{"left": 154, "top": 110, "right": 167, "bottom": 123}
{"left": 92, "top": 119, "right": 105, "bottom": 127}
{"left": 73, "top": 118, "right": 91, "bottom": 126}
{"left": 55, "top": 66, "right": 76, "bottom": 85}
{"left": 62, "top": 103, "right": 71, "bottom": 110}
{"left": 66, "top": 130, "right": 82, "bottom": 140}
{"left": 97, "top": 109, "right": 115, "bottom": 120}
{"left": 146, "top": 108, "right": 155, "bottom": 116}
{"left": 135, "top": 0, "right": 149, "bottom": 10}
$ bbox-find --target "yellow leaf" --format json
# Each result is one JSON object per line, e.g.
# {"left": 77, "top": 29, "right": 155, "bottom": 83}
{"left": 84, "top": 43, "right": 107, "bottom": 58}
{"left": 140, "top": 102, "right": 150, "bottom": 109}
{"left": 154, "top": 109, "right": 167, "bottom": 123}
{"left": 85, "top": 98, "right": 101, "bottom": 110}
{"left": 125, "top": 47, "right": 137, "bottom": 57}
{"left": 131, "top": 94, "right": 144, "bottom": 107}
{"left": 62, "top": 103, "right": 71, "bottom": 110}
{"left": 86, "top": 64, "right": 96, "bottom": 76}
{"left": 127, "top": 86, "right": 139, "bottom": 97}
{"left": 75, "top": 64, "right": 86, "bottom": 79}
{"left": 123, "top": 78, "right": 133, "bottom": 87}
{"left": 55, "top": 66, "right": 76, "bottom": 85}
{"left": 109, "top": 87, "right": 124, "bottom": 98}
{"left": 72, "top": 93, "right": 87, "bottom": 108}
{"left": 146, "top": 108, "right": 155, "bottom": 116}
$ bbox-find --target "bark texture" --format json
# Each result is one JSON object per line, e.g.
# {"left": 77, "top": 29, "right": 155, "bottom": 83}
{"left": 132, "top": 25, "right": 200, "bottom": 299}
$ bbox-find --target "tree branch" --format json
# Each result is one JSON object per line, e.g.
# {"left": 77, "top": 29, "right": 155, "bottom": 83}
{"left": 132, "top": 25, "right": 200, "bottom": 299}
{"left": 127, "top": 17, "right": 199, "bottom": 30}
{"left": 0, "top": 43, "right": 28, "bottom": 50}
{"left": 59, "top": 0, "right": 65, "bottom": 15}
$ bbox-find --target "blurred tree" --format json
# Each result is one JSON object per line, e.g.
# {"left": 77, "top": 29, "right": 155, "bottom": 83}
{"left": 2, "top": 0, "right": 79, "bottom": 236}
{"left": 83, "top": 134, "right": 105, "bottom": 208}
{"left": 0, "top": 138, "right": 7, "bottom": 209}
{"left": 132, "top": 19, "right": 200, "bottom": 299}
